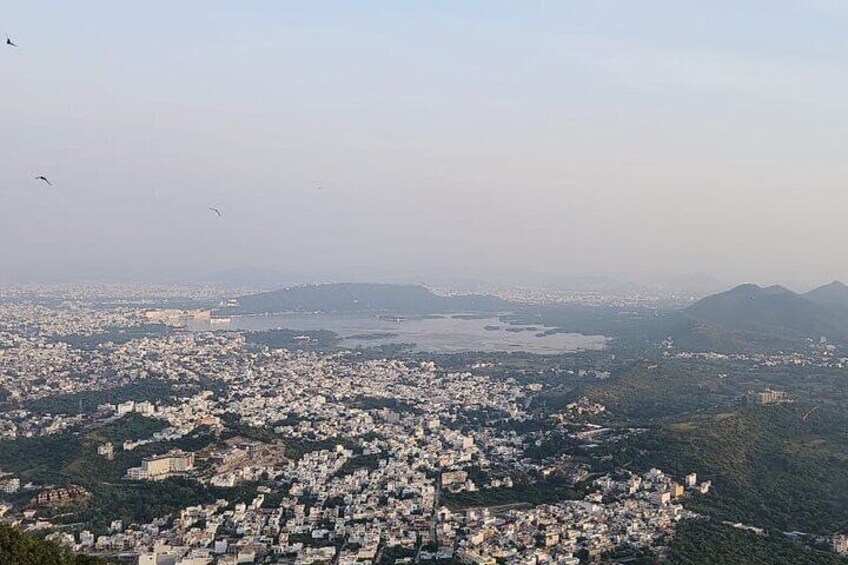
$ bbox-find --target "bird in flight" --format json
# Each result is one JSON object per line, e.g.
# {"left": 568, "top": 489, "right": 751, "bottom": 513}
{"left": 6, "top": 34, "right": 17, "bottom": 48}
{"left": 209, "top": 207, "right": 222, "bottom": 217}
{"left": 35, "top": 176, "right": 52, "bottom": 186}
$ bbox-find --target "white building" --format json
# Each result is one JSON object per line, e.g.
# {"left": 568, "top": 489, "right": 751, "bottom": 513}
{"left": 117, "top": 401, "right": 135, "bottom": 416}
{"left": 127, "top": 450, "right": 195, "bottom": 481}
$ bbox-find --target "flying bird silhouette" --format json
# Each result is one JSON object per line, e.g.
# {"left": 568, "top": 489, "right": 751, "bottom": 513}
{"left": 6, "top": 34, "right": 17, "bottom": 48}
{"left": 35, "top": 176, "right": 52, "bottom": 186}
{"left": 209, "top": 207, "right": 222, "bottom": 217}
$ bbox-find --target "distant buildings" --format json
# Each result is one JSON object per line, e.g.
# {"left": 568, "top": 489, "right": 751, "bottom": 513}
{"left": 33, "top": 485, "right": 90, "bottom": 506}
{"left": 0, "top": 476, "right": 20, "bottom": 494}
{"left": 564, "top": 397, "right": 606, "bottom": 416}
{"left": 747, "top": 388, "right": 791, "bottom": 405}
{"left": 97, "top": 442, "right": 115, "bottom": 460}
{"left": 144, "top": 309, "right": 211, "bottom": 326}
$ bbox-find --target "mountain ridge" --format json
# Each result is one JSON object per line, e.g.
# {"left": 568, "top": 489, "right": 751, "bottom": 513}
{"left": 219, "top": 282, "right": 513, "bottom": 315}
{"left": 681, "top": 282, "right": 848, "bottom": 343}
{"left": 803, "top": 280, "right": 848, "bottom": 311}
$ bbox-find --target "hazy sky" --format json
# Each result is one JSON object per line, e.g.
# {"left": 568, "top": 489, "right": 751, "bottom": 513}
{"left": 3, "top": 1, "right": 848, "bottom": 288}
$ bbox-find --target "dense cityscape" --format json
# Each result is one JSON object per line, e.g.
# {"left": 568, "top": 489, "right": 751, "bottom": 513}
{"left": 1, "top": 282, "right": 847, "bottom": 564}
{"left": 0, "top": 285, "right": 692, "bottom": 564}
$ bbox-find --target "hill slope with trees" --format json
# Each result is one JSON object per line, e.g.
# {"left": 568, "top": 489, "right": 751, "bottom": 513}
{"left": 220, "top": 283, "right": 512, "bottom": 315}
{"left": 678, "top": 283, "right": 848, "bottom": 346}
{"left": 0, "top": 524, "right": 108, "bottom": 565}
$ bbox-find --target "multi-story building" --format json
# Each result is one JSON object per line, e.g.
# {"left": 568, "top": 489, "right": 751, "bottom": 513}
{"left": 441, "top": 470, "right": 468, "bottom": 487}
{"left": 126, "top": 450, "right": 195, "bottom": 481}
{"left": 747, "top": 389, "right": 790, "bottom": 405}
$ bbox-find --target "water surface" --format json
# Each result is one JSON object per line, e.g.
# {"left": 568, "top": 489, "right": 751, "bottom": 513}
{"left": 187, "top": 313, "right": 607, "bottom": 354}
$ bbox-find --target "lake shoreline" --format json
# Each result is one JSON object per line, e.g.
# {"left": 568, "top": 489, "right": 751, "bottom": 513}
{"left": 190, "top": 312, "right": 608, "bottom": 355}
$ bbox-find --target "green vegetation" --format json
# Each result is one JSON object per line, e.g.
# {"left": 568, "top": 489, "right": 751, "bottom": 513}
{"left": 350, "top": 396, "right": 421, "bottom": 414}
{"left": 354, "top": 342, "right": 416, "bottom": 357}
{"left": 0, "top": 524, "right": 109, "bottom": 565}
{"left": 595, "top": 404, "right": 848, "bottom": 534}
{"left": 23, "top": 379, "right": 181, "bottom": 415}
{"left": 0, "top": 433, "right": 80, "bottom": 486}
{"left": 0, "top": 413, "right": 166, "bottom": 484}
{"left": 55, "top": 323, "right": 171, "bottom": 350}
{"left": 61, "top": 424, "right": 218, "bottom": 485}
{"left": 288, "top": 532, "right": 339, "bottom": 548}
{"left": 575, "top": 362, "right": 733, "bottom": 420}
{"left": 57, "top": 479, "right": 225, "bottom": 533}
{"left": 682, "top": 283, "right": 848, "bottom": 345}
{"left": 504, "top": 304, "right": 663, "bottom": 347}
{"left": 282, "top": 437, "right": 357, "bottom": 461}
{"left": 347, "top": 332, "right": 399, "bottom": 341}
{"left": 87, "top": 413, "right": 168, "bottom": 444}
{"left": 221, "top": 283, "right": 510, "bottom": 316}
{"left": 335, "top": 453, "right": 384, "bottom": 477}
{"left": 51, "top": 475, "right": 269, "bottom": 534}
{"left": 218, "top": 418, "right": 356, "bottom": 459}
{"left": 669, "top": 520, "right": 847, "bottom": 564}
{"left": 666, "top": 317, "right": 798, "bottom": 353}
{"left": 0, "top": 416, "right": 234, "bottom": 533}
{"left": 443, "top": 477, "right": 585, "bottom": 510}
{"left": 378, "top": 546, "right": 417, "bottom": 564}
{"left": 527, "top": 356, "right": 738, "bottom": 423}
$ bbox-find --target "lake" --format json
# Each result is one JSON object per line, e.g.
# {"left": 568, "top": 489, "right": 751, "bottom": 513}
{"left": 187, "top": 313, "right": 608, "bottom": 354}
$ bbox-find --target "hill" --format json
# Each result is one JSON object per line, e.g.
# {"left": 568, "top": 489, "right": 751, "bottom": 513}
{"left": 682, "top": 283, "right": 848, "bottom": 342}
{"left": 595, "top": 403, "right": 848, "bottom": 535}
{"left": 804, "top": 280, "right": 848, "bottom": 311}
{"left": 220, "top": 283, "right": 513, "bottom": 315}
{"left": 0, "top": 524, "right": 108, "bottom": 564}
{"left": 661, "top": 316, "right": 799, "bottom": 353}
{"left": 670, "top": 520, "right": 847, "bottom": 565}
